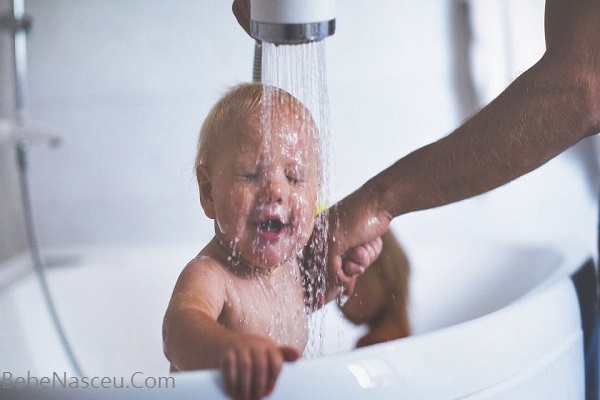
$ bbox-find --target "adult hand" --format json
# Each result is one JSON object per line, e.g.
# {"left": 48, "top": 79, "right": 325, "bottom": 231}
{"left": 220, "top": 335, "right": 300, "bottom": 400}
{"left": 328, "top": 182, "right": 393, "bottom": 295}
{"left": 232, "top": 0, "right": 252, "bottom": 38}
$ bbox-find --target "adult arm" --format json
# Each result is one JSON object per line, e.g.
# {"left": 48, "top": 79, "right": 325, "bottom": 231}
{"left": 329, "top": 0, "right": 600, "bottom": 269}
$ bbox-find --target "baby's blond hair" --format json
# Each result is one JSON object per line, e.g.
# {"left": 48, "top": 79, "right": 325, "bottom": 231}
{"left": 196, "top": 83, "right": 263, "bottom": 171}
{"left": 195, "top": 82, "right": 321, "bottom": 180}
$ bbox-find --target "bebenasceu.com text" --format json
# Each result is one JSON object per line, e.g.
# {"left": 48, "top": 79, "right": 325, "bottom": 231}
{"left": 2, "top": 371, "right": 175, "bottom": 390}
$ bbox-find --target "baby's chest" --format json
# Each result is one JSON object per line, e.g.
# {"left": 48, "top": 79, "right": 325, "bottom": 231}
{"left": 222, "top": 276, "right": 308, "bottom": 348}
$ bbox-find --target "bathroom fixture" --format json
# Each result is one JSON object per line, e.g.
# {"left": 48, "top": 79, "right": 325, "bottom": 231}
{"left": 0, "top": 0, "right": 80, "bottom": 377}
{"left": 1, "top": 240, "right": 594, "bottom": 398}
{"left": 250, "top": 0, "right": 335, "bottom": 44}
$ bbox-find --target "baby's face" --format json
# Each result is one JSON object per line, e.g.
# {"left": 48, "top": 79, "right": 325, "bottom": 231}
{"left": 209, "top": 105, "right": 319, "bottom": 271}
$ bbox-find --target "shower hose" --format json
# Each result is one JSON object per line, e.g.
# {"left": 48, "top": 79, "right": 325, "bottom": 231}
{"left": 16, "top": 140, "right": 84, "bottom": 377}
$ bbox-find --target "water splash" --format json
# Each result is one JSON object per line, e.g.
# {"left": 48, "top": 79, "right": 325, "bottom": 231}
{"left": 261, "top": 41, "right": 334, "bottom": 357}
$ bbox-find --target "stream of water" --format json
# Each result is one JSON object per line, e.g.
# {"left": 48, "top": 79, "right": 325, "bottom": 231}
{"left": 260, "top": 41, "right": 343, "bottom": 357}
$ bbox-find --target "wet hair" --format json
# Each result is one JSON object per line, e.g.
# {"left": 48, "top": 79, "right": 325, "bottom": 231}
{"left": 196, "top": 83, "right": 262, "bottom": 171}
{"left": 195, "top": 82, "right": 320, "bottom": 178}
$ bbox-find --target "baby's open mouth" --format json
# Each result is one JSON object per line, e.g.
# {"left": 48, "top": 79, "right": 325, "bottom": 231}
{"left": 258, "top": 219, "right": 284, "bottom": 233}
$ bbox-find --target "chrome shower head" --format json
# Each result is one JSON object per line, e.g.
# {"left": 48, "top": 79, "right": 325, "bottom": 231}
{"left": 250, "top": 0, "right": 336, "bottom": 45}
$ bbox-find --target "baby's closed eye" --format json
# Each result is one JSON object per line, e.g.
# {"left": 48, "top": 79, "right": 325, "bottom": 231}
{"left": 286, "top": 167, "right": 306, "bottom": 185}
{"left": 237, "top": 164, "right": 261, "bottom": 180}
{"left": 242, "top": 172, "right": 260, "bottom": 180}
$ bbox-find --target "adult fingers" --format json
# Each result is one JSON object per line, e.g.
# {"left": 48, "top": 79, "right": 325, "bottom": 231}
{"left": 232, "top": 0, "right": 252, "bottom": 37}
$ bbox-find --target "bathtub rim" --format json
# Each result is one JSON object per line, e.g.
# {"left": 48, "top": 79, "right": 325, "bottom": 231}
{"left": 0, "top": 239, "right": 593, "bottom": 399}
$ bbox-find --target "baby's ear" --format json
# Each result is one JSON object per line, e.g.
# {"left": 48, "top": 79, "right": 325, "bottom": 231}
{"left": 197, "top": 165, "right": 216, "bottom": 219}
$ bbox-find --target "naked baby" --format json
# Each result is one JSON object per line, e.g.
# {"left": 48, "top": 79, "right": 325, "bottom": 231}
{"left": 162, "top": 83, "right": 370, "bottom": 400}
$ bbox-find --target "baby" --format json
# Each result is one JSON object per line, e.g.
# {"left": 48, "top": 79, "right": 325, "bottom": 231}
{"left": 162, "top": 83, "right": 367, "bottom": 400}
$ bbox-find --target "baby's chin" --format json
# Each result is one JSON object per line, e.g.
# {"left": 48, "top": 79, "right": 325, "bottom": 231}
{"left": 216, "top": 233, "right": 303, "bottom": 272}
{"left": 246, "top": 244, "right": 300, "bottom": 271}
{"left": 250, "top": 249, "right": 293, "bottom": 269}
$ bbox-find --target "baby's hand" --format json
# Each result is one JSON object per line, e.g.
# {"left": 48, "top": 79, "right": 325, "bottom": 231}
{"left": 220, "top": 334, "right": 300, "bottom": 400}
{"left": 337, "top": 237, "right": 383, "bottom": 295}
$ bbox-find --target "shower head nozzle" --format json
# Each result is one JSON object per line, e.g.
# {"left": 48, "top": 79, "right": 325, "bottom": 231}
{"left": 250, "top": 0, "right": 336, "bottom": 45}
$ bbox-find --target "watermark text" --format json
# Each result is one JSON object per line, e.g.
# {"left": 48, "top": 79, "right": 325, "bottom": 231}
{"left": 2, "top": 371, "right": 175, "bottom": 390}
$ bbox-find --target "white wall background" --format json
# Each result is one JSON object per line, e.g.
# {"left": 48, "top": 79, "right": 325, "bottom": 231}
{"left": 18, "top": 0, "right": 600, "bottom": 260}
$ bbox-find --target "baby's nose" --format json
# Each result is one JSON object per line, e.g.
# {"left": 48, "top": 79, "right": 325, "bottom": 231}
{"left": 261, "top": 173, "right": 287, "bottom": 203}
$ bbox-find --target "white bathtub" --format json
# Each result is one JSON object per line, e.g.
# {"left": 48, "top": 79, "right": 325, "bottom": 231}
{"left": 0, "top": 239, "right": 595, "bottom": 399}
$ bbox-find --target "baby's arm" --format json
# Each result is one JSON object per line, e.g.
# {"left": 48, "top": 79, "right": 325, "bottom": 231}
{"left": 303, "top": 238, "right": 383, "bottom": 311}
{"left": 340, "top": 230, "right": 411, "bottom": 347}
{"left": 323, "top": 237, "right": 383, "bottom": 305}
{"left": 162, "top": 259, "right": 300, "bottom": 400}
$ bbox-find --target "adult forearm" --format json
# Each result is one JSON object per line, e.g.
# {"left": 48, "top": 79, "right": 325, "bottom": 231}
{"left": 327, "top": 0, "right": 599, "bottom": 269}
{"left": 371, "top": 54, "right": 598, "bottom": 218}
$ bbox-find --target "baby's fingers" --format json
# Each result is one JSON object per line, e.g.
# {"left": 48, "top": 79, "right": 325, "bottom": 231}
{"left": 221, "top": 350, "right": 238, "bottom": 399}
{"left": 364, "top": 236, "right": 383, "bottom": 263}
{"left": 339, "top": 238, "right": 380, "bottom": 296}
{"left": 265, "top": 349, "right": 283, "bottom": 397}
{"left": 251, "top": 350, "right": 270, "bottom": 400}
{"left": 343, "top": 237, "right": 382, "bottom": 275}
{"left": 265, "top": 346, "right": 300, "bottom": 396}
{"left": 221, "top": 348, "right": 253, "bottom": 400}
{"left": 236, "top": 349, "right": 253, "bottom": 400}
{"left": 279, "top": 345, "right": 301, "bottom": 362}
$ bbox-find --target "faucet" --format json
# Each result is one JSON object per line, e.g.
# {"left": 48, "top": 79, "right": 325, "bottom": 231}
{"left": 250, "top": 0, "right": 336, "bottom": 45}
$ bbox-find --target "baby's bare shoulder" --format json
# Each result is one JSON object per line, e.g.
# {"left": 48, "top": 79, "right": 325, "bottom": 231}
{"left": 176, "top": 253, "right": 228, "bottom": 291}
{"left": 167, "top": 252, "right": 232, "bottom": 315}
